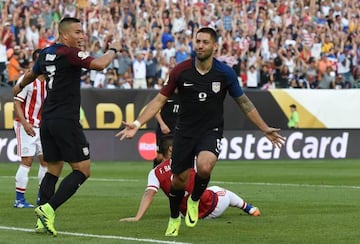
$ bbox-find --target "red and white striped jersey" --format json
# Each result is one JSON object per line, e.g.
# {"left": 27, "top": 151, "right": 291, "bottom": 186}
{"left": 14, "top": 74, "right": 46, "bottom": 128}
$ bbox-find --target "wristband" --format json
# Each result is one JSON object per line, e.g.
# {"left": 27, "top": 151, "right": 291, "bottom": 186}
{"left": 108, "top": 48, "right": 117, "bottom": 54}
{"left": 133, "top": 120, "right": 141, "bottom": 129}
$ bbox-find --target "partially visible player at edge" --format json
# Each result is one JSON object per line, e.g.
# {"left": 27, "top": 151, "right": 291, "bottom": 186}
{"left": 13, "top": 17, "right": 122, "bottom": 236}
{"left": 13, "top": 49, "right": 47, "bottom": 209}
{"left": 120, "top": 136, "right": 260, "bottom": 222}
{"left": 153, "top": 93, "right": 179, "bottom": 168}
{"left": 116, "top": 27, "right": 286, "bottom": 237}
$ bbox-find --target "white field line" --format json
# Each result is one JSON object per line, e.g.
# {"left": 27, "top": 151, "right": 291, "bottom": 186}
{"left": 0, "top": 226, "right": 191, "bottom": 244}
{"left": 1, "top": 176, "right": 360, "bottom": 190}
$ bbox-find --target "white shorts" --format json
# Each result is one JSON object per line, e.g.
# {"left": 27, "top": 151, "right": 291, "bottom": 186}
{"left": 133, "top": 78, "right": 147, "bottom": 89}
{"left": 204, "top": 186, "right": 230, "bottom": 219}
{"left": 14, "top": 121, "right": 43, "bottom": 157}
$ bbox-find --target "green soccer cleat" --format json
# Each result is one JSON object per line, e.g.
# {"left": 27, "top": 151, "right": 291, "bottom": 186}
{"left": 165, "top": 216, "right": 181, "bottom": 237}
{"left": 35, "top": 203, "right": 57, "bottom": 237}
{"left": 185, "top": 196, "right": 199, "bottom": 228}
{"left": 35, "top": 218, "right": 46, "bottom": 233}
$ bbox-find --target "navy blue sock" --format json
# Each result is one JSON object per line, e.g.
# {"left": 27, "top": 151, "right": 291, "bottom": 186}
{"left": 169, "top": 187, "right": 184, "bottom": 218}
{"left": 191, "top": 174, "right": 210, "bottom": 201}
{"left": 38, "top": 172, "right": 58, "bottom": 205}
{"left": 49, "top": 170, "right": 87, "bottom": 210}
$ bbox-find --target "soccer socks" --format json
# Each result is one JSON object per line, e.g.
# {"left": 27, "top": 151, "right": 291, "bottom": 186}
{"left": 38, "top": 165, "right": 47, "bottom": 184}
{"left": 191, "top": 174, "right": 210, "bottom": 201}
{"left": 37, "top": 165, "right": 48, "bottom": 205}
{"left": 226, "top": 189, "right": 245, "bottom": 208}
{"left": 38, "top": 172, "right": 59, "bottom": 205}
{"left": 169, "top": 187, "right": 185, "bottom": 218}
{"left": 15, "top": 164, "right": 31, "bottom": 200}
{"left": 49, "top": 170, "right": 87, "bottom": 210}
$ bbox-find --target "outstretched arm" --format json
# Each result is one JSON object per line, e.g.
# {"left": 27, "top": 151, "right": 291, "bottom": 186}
{"left": 115, "top": 93, "right": 168, "bottom": 140}
{"left": 119, "top": 189, "right": 157, "bottom": 222}
{"left": 234, "top": 94, "right": 286, "bottom": 148}
{"left": 155, "top": 112, "right": 171, "bottom": 134}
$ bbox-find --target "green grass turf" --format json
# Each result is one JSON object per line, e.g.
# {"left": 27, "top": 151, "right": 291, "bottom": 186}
{"left": 0, "top": 159, "right": 360, "bottom": 243}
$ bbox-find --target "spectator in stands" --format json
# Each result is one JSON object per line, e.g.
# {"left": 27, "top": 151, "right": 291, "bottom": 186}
{"left": 119, "top": 71, "right": 133, "bottom": 89}
{"left": 7, "top": 49, "right": 25, "bottom": 86}
{"left": 1, "top": 0, "right": 360, "bottom": 89}
{"left": 0, "top": 36, "right": 7, "bottom": 83}
{"left": 146, "top": 50, "right": 159, "bottom": 89}
{"left": 259, "top": 64, "right": 274, "bottom": 89}
{"left": 175, "top": 42, "right": 191, "bottom": 64}
{"left": 117, "top": 48, "right": 132, "bottom": 79}
{"left": 246, "top": 65, "right": 258, "bottom": 89}
{"left": 130, "top": 49, "right": 148, "bottom": 89}
{"left": 317, "top": 53, "right": 332, "bottom": 84}
{"left": 318, "top": 66, "right": 335, "bottom": 89}
{"left": 80, "top": 73, "right": 93, "bottom": 89}
{"left": 24, "top": 10, "right": 40, "bottom": 50}
{"left": 162, "top": 40, "right": 176, "bottom": 63}
{"left": 337, "top": 53, "right": 355, "bottom": 88}
{"left": 333, "top": 74, "right": 345, "bottom": 89}
{"left": 105, "top": 68, "right": 118, "bottom": 89}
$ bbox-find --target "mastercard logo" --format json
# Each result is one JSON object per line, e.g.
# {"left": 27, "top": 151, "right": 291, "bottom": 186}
{"left": 138, "top": 132, "right": 157, "bottom": 160}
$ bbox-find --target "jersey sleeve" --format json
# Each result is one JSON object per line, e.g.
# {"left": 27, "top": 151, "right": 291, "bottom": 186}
{"left": 160, "top": 59, "right": 192, "bottom": 97}
{"left": 146, "top": 169, "right": 160, "bottom": 192}
{"left": 214, "top": 60, "right": 244, "bottom": 97}
{"left": 226, "top": 70, "right": 244, "bottom": 97}
{"left": 160, "top": 71, "right": 177, "bottom": 97}
{"left": 66, "top": 48, "right": 95, "bottom": 69}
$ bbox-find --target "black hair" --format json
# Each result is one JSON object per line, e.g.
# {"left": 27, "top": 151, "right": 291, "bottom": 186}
{"left": 196, "top": 27, "right": 218, "bottom": 42}
{"left": 59, "top": 17, "right": 81, "bottom": 34}
{"left": 32, "top": 49, "right": 42, "bottom": 62}
{"left": 160, "top": 135, "right": 173, "bottom": 158}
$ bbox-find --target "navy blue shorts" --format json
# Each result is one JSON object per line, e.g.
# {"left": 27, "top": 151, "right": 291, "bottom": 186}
{"left": 171, "top": 130, "right": 223, "bottom": 175}
{"left": 40, "top": 119, "right": 90, "bottom": 163}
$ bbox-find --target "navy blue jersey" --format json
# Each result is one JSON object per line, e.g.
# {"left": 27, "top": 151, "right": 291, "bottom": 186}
{"left": 32, "top": 43, "right": 94, "bottom": 120}
{"left": 159, "top": 94, "right": 180, "bottom": 131}
{"left": 160, "top": 58, "right": 243, "bottom": 137}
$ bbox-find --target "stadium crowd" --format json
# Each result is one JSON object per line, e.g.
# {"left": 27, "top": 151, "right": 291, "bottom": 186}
{"left": 1, "top": 0, "right": 360, "bottom": 89}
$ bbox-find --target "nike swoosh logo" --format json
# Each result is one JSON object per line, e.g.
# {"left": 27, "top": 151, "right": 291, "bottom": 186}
{"left": 188, "top": 214, "right": 196, "bottom": 224}
{"left": 184, "top": 82, "right": 194, "bottom": 87}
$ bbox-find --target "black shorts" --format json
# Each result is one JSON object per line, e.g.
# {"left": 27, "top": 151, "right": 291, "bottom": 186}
{"left": 171, "top": 130, "right": 223, "bottom": 175}
{"left": 40, "top": 119, "right": 90, "bottom": 163}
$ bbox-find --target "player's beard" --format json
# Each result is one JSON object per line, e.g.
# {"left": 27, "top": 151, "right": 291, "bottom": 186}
{"left": 195, "top": 50, "right": 213, "bottom": 62}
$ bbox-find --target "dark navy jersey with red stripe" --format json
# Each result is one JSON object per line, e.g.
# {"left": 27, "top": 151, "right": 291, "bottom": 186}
{"left": 160, "top": 58, "right": 244, "bottom": 137}
{"left": 32, "top": 43, "right": 94, "bottom": 120}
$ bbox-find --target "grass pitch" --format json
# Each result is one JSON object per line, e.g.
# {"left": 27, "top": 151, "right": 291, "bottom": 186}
{"left": 0, "top": 159, "right": 360, "bottom": 243}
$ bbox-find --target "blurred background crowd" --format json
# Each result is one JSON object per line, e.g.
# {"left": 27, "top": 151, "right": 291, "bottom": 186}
{"left": 1, "top": 0, "right": 360, "bottom": 89}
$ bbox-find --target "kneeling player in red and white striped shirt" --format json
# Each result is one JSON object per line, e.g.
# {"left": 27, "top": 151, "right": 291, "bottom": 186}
{"left": 119, "top": 137, "right": 260, "bottom": 222}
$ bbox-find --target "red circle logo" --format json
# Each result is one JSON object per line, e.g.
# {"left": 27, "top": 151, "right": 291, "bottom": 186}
{"left": 138, "top": 132, "right": 157, "bottom": 160}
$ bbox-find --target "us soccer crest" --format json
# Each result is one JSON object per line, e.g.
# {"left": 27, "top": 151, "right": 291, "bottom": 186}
{"left": 212, "top": 82, "right": 221, "bottom": 93}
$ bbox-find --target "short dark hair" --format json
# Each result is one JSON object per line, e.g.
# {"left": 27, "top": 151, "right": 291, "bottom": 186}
{"left": 290, "top": 104, "right": 296, "bottom": 108}
{"left": 32, "top": 49, "right": 42, "bottom": 62}
{"left": 59, "top": 17, "right": 81, "bottom": 34}
{"left": 160, "top": 135, "right": 173, "bottom": 158}
{"left": 196, "top": 27, "right": 218, "bottom": 42}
